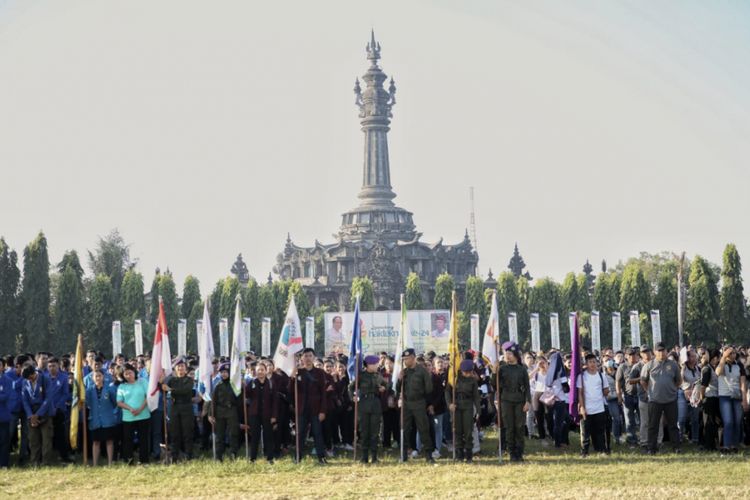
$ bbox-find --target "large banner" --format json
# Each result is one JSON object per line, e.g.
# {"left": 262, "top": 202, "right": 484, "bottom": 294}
{"left": 591, "top": 311, "right": 601, "bottom": 353}
{"left": 324, "top": 310, "right": 451, "bottom": 355}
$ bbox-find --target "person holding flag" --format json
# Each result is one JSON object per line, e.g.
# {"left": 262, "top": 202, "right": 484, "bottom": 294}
{"left": 392, "top": 294, "right": 413, "bottom": 462}
{"left": 289, "top": 348, "right": 328, "bottom": 464}
{"left": 446, "top": 291, "right": 461, "bottom": 461}
{"left": 162, "top": 358, "right": 196, "bottom": 461}
{"left": 445, "top": 359, "right": 481, "bottom": 462}
{"left": 482, "top": 290, "right": 501, "bottom": 459}
{"left": 147, "top": 298, "right": 172, "bottom": 413}
{"left": 347, "top": 296, "right": 362, "bottom": 460}
{"left": 350, "top": 355, "right": 387, "bottom": 464}
{"left": 69, "top": 334, "right": 87, "bottom": 463}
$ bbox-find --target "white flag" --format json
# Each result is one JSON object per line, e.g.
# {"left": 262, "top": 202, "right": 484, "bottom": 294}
{"left": 482, "top": 291, "right": 500, "bottom": 366}
{"left": 392, "top": 294, "right": 414, "bottom": 390}
{"left": 230, "top": 298, "right": 243, "bottom": 396}
{"left": 198, "top": 301, "right": 215, "bottom": 401}
{"left": 272, "top": 296, "right": 303, "bottom": 375}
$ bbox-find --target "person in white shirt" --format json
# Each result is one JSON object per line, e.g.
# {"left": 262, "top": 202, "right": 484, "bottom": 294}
{"left": 577, "top": 353, "right": 610, "bottom": 456}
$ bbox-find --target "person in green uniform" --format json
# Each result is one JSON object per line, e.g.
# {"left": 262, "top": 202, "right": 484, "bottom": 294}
{"left": 208, "top": 363, "right": 239, "bottom": 461}
{"left": 163, "top": 358, "right": 197, "bottom": 461}
{"left": 446, "top": 359, "right": 480, "bottom": 463}
{"left": 396, "top": 348, "right": 435, "bottom": 464}
{"left": 351, "top": 355, "right": 388, "bottom": 464}
{"left": 496, "top": 341, "right": 531, "bottom": 462}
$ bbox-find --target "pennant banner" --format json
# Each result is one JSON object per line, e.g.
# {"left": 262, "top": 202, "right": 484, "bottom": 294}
{"left": 219, "top": 318, "right": 229, "bottom": 358}
{"left": 650, "top": 310, "right": 661, "bottom": 345}
{"left": 305, "top": 316, "right": 315, "bottom": 350}
{"left": 134, "top": 319, "right": 143, "bottom": 356}
{"left": 591, "top": 311, "right": 601, "bottom": 353}
{"left": 612, "top": 312, "right": 622, "bottom": 352}
{"left": 508, "top": 312, "right": 518, "bottom": 344}
{"left": 111, "top": 321, "right": 122, "bottom": 357}
{"left": 550, "top": 313, "right": 560, "bottom": 350}
{"left": 470, "top": 314, "right": 480, "bottom": 352}
{"left": 178, "top": 319, "right": 187, "bottom": 356}
{"left": 629, "top": 310, "right": 641, "bottom": 348}
{"left": 242, "top": 318, "right": 252, "bottom": 353}
{"left": 261, "top": 318, "right": 271, "bottom": 357}
{"left": 530, "top": 313, "right": 540, "bottom": 353}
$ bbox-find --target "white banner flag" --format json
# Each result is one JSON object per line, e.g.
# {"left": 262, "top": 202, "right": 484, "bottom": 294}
{"left": 508, "top": 312, "right": 518, "bottom": 344}
{"left": 470, "top": 314, "right": 480, "bottom": 352}
{"left": 612, "top": 312, "right": 622, "bottom": 352}
{"left": 261, "top": 317, "right": 271, "bottom": 357}
{"left": 550, "top": 313, "right": 560, "bottom": 349}
{"left": 111, "top": 321, "right": 122, "bottom": 356}
{"left": 650, "top": 310, "right": 662, "bottom": 345}
{"left": 305, "top": 316, "right": 315, "bottom": 350}
{"left": 568, "top": 312, "right": 577, "bottom": 350}
{"left": 530, "top": 313, "right": 540, "bottom": 353}
{"left": 134, "top": 319, "right": 143, "bottom": 356}
{"left": 242, "top": 318, "right": 252, "bottom": 353}
{"left": 177, "top": 319, "right": 187, "bottom": 356}
{"left": 591, "top": 311, "right": 601, "bottom": 353}
{"left": 219, "top": 318, "right": 229, "bottom": 357}
{"left": 629, "top": 310, "right": 641, "bottom": 348}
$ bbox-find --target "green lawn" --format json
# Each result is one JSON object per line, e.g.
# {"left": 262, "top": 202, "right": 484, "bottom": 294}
{"left": 1, "top": 434, "right": 748, "bottom": 498}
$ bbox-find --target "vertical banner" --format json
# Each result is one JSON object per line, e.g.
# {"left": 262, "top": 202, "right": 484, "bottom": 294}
{"left": 591, "top": 311, "right": 601, "bottom": 353}
{"left": 177, "top": 319, "right": 187, "bottom": 356}
{"left": 629, "top": 310, "right": 641, "bottom": 347}
{"left": 612, "top": 312, "right": 622, "bottom": 352}
{"left": 530, "top": 313, "right": 540, "bottom": 353}
{"left": 305, "top": 316, "right": 315, "bottom": 350}
{"left": 470, "top": 314, "right": 480, "bottom": 352}
{"left": 507, "top": 312, "right": 518, "bottom": 344}
{"left": 568, "top": 312, "right": 577, "bottom": 350}
{"left": 219, "top": 319, "right": 229, "bottom": 357}
{"left": 134, "top": 320, "right": 144, "bottom": 356}
{"left": 195, "top": 319, "right": 203, "bottom": 354}
{"left": 242, "top": 318, "right": 252, "bottom": 353}
{"left": 550, "top": 313, "right": 560, "bottom": 350}
{"left": 111, "top": 321, "right": 122, "bottom": 356}
{"left": 261, "top": 317, "right": 271, "bottom": 357}
{"left": 650, "top": 310, "right": 662, "bottom": 345}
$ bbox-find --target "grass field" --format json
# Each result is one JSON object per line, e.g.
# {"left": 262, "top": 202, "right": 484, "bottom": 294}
{"left": 1, "top": 433, "right": 748, "bottom": 499}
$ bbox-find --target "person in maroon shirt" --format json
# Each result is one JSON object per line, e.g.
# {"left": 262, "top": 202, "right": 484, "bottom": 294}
{"left": 267, "top": 359, "right": 290, "bottom": 458}
{"left": 245, "top": 362, "right": 278, "bottom": 463}
{"left": 322, "top": 358, "right": 338, "bottom": 456}
{"left": 290, "top": 348, "right": 328, "bottom": 464}
{"left": 380, "top": 356, "right": 399, "bottom": 449}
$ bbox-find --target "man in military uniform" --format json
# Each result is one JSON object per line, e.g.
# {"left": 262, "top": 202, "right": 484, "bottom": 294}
{"left": 396, "top": 348, "right": 435, "bottom": 463}
{"left": 446, "top": 359, "right": 480, "bottom": 462}
{"left": 163, "top": 358, "right": 197, "bottom": 460}
{"left": 351, "top": 355, "right": 388, "bottom": 464}
{"left": 209, "top": 363, "right": 239, "bottom": 460}
{"left": 494, "top": 341, "right": 531, "bottom": 462}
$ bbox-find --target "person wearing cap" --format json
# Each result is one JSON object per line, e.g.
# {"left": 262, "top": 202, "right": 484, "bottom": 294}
{"left": 446, "top": 359, "right": 480, "bottom": 462}
{"left": 209, "top": 363, "right": 240, "bottom": 460}
{"left": 395, "top": 348, "right": 435, "bottom": 463}
{"left": 351, "top": 355, "right": 387, "bottom": 464}
{"left": 163, "top": 358, "right": 197, "bottom": 461}
{"left": 629, "top": 345, "right": 657, "bottom": 449}
{"left": 640, "top": 341, "right": 682, "bottom": 454}
{"left": 494, "top": 342, "right": 531, "bottom": 462}
{"left": 616, "top": 347, "right": 639, "bottom": 445}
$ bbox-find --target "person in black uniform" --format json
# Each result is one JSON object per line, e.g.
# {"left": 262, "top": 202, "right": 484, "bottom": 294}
{"left": 209, "top": 363, "right": 239, "bottom": 461}
{"left": 290, "top": 348, "right": 328, "bottom": 464}
{"left": 245, "top": 361, "right": 278, "bottom": 463}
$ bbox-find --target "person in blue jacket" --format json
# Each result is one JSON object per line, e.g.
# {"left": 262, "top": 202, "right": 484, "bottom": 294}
{"left": 86, "top": 370, "right": 119, "bottom": 466}
{"left": 0, "top": 358, "right": 14, "bottom": 468}
{"left": 47, "top": 357, "right": 73, "bottom": 463}
{"left": 9, "top": 355, "right": 29, "bottom": 464}
{"left": 22, "top": 364, "right": 55, "bottom": 465}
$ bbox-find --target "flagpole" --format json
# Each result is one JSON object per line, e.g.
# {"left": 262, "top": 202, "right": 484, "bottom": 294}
{"left": 211, "top": 398, "right": 217, "bottom": 461}
{"left": 243, "top": 377, "right": 249, "bottom": 460}
{"left": 162, "top": 387, "right": 169, "bottom": 463}
{"left": 294, "top": 357, "right": 301, "bottom": 464}
{"left": 496, "top": 338, "right": 502, "bottom": 462}
{"left": 353, "top": 351, "right": 360, "bottom": 462}
{"left": 82, "top": 400, "right": 88, "bottom": 466}
{"left": 398, "top": 294, "right": 405, "bottom": 463}
{"left": 451, "top": 292, "right": 457, "bottom": 461}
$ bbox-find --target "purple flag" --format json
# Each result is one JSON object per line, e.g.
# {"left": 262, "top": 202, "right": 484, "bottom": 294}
{"left": 568, "top": 312, "right": 582, "bottom": 424}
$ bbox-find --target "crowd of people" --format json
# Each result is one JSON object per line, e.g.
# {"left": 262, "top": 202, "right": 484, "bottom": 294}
{"left": 0, "top": 341, "right": 748, "bottom": 468}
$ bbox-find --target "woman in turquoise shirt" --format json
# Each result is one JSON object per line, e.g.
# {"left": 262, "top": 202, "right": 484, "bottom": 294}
{"left": 86, "top": 370, "right": 119, "bottom": 466}
{"left": 116, "top": 364, "right": 150, "bottom": 464}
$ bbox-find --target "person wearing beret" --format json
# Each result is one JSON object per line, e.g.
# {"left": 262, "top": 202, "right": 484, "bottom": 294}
{"left": 351, "top": 355, "right": 388, "bottom": 464}
{"left": 396, "top": 348, "right": 435, "bottom": 463}
{"left": 493, "top": 342, "right": 531, "bottom": 462}
{"left": 163, "top": 358, "right": 198, "bottom": 461}
{"left": 209, "top": 363, "right": 240, "bottom": 461}
{"left": 446, "top": 359, "right": 481, "bottom": 462}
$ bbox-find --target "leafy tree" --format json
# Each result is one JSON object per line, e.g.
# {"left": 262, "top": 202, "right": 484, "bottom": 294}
{"left": 53, "top": 252, "right": 85, "bottom": 353}
{"left": 0, "top": 238, "right": 22, "bottom": 354}
{"left": 220, "top": 276, "right": 241, "bottom": 331}
{"left": 653, "top": 270, "right": 678, "bottom": 347}
{"left": 686, "top": 255, "right": 720, "bottom": 345}
{"left": 404, "top": 272, "right": 423, "bottom": 310}
{"left": 350, "top": 276, "right": 375, "bottom": 311}
{"left": 240, "top": 278, "right": 259, "bottom": 337}
{"left": 119, "top": 269, "right": 145, "bottom": 356}
{"left": 462, "top": 275, "right": 485, "bottom": 349}
{"left": 528, "top": 277, "right": 561, "bottom": 351}
{"left": 88, "top": 229, "right": 133, "bottom": 302}
{"left": 209, "top": 279, "right": 224, "bottom": 338}
{"left": 181, "top": 275, "right": 201, "bottom": 349}
{"left": 496, "top": 272, "right": 518, "bottom": 338}
{"left": 516, "top": 277, "right": 530, "bottom": 348}
{"left": 620, "top": 263, "right": 651, "bottom": 341}
{"left": 87, "top": 274, "right": 115, "bottom": 354}
{"left": 560, "top": 272, "right": 580, "bottom": 314}
{"left": 576, "top": 273, "right": 592, "bottom": 312}
{"left": 593, "top": 271, "right": 621, "bottom": 347}
{"left": 158, "top": 273, "right": 180, "bottom": 352}
{"left": 433, "top": 273, "right": 455, "bottom": 310}
{"left": 187, "top": 300, "right": 204, "bottom": 355}
{"left": 272, "top": 280, "right": 292, "bottom": 330}
{"left": 257, "top": 283, "right": 277, "bottom": 350}
{"left": 719, "top": 243, "right": 747, "bottom": 344}
{"left": 21, "top": 232, "right": 51, "bottom": 352}
{"left": 148, "top": 269, "right": 161, "bottom": 324}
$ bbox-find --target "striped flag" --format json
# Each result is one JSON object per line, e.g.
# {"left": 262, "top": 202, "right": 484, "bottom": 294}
{"left": 392, "top": 294, "right": 413, "bottom": 390}
{"left": 69, "top": 334, "right": 85, "bottom": 449}
{"left": 447, "top": 291, "right": 461, "bottom": 386}
{"left": 147, "top": 298, "right": 172, "bottom": 411}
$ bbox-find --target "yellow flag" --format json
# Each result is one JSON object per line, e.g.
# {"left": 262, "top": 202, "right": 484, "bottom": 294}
{"left": 69, "top": 334, "right": 86, "bottom": 450}
{"left": 447, "top": 291, "right": 461, "bottom": 386}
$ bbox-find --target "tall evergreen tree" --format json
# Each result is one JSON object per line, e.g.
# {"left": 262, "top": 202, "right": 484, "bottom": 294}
{"left": 272, "top": 280, "right": 292, "bottom": 327}
{"left": 240, "top": 278, "right": 259, "bottom": 336}
{"left": 497, "top": 272, "right": 519, "bottom": 338}
{"left": 404, "top": 272, "right": 423, "bottom": 310}
{"left": 350, "top": 276, "right": 375, "bottom": 311}
{"left": 87, "top": 274, "right": 115, "bottom": 354}
{"left": 528, "top": 277, "right": 561, "bottom": 351}
{"left": 287, "top": 281, "right": 311, "bottom": 324}
{"left": 719, "top": 243, "right": 747, "bottom": 343}
{"left": 209, "top": 279, "right": 224, "bottom": 338}
{"left": 148, "top": 268, "right": 161, "bottom": 325}
{"left": 560, "top": 272, "right": 580, "bottom": 315}
{"left": 433, "top": 273, "right": 455, "bottom": 310}
{"left": 158, "top": 273, "right": 180, "bottom": 352}
{"left": 181, "top": 275, "right": 201, "bottom": 349}
{"left": 462, "top": 275, "right": 485, "bottom": 349}
{"left": 119, "top": 269, "right": 145, "bottom": 356}
{"left": 88, "top": 229, "right": 133, "bottom": 303}
{"left": 653, "top": 270, "right": 678, "bottom": 347}
{"left": 619, "top": 263, "right": 651, "bottom": 340}
{"left": 21, "top": 232, "right": 51, "bottom": 352}
{"left": 53, "top": 251, "right": 85, "bottom": 353}
{"left": 576, "top": 273, "right": 592, "bottom": 312}
{"left": 516, "top": 277, "right": 530, "bottom": 348}
{"left": 0, "top": 238, "right": 22, "bottom": 354}
{"left": 686, "top": 255, "right": 720, "bottom": 345}
{"left": 220, "top": 276, "right": 241, "bottom": 331}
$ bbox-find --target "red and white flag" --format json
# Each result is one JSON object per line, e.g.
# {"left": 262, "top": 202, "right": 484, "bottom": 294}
{"left": 147, "top": 298, "right": 172, "bottom": 411}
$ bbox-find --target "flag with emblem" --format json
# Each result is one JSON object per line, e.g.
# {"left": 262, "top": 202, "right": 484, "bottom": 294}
{"left": 230, "top": 295, "right": 244, "bottom": 396}
{"left": 273, "top": 295, "right": 303, "bottom": 375}
{"left": 347, "top": 296, "right": 362, "bottom": 380}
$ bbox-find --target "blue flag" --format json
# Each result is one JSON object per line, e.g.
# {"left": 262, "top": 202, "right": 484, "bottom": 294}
{"left": 347, "top": 297, "right": 362, "bottom": 380}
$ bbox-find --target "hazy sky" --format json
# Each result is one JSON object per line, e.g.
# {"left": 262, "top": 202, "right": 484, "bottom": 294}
{"left": 1, "top": 1, "right": 749, "bottom": 293}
